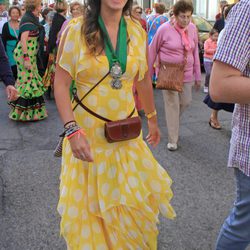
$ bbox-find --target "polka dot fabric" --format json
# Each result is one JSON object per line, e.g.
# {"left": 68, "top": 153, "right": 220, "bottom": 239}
{"left": 9, "top": 37, "right": 47, "bottom": 121}
{"left": 58, "top": 17, "right": 176, "bottom": 249}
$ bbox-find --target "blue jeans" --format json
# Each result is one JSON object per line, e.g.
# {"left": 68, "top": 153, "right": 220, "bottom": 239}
{"left": 216, "top": 168, "right": 250, "bottom": 250}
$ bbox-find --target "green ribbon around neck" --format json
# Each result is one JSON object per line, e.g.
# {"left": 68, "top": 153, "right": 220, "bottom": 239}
{"left": 98, "top": 15, "right": 127, "bottom": 74}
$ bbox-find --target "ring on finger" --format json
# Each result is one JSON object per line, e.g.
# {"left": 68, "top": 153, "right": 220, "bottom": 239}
{"left": 80, "top": 153, "right": 86, "bottom": 159}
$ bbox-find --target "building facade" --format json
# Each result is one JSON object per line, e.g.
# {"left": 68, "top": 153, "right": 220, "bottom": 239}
{"left": 139, "top": 0, "right": 238, "bottom": 20}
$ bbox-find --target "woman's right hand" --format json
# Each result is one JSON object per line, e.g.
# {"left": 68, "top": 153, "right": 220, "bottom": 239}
{"left": 68, "top": 133, "right": 94, "bottom": 162}
{"left": 24, "top": 60, "right": 32, "bottom": 70}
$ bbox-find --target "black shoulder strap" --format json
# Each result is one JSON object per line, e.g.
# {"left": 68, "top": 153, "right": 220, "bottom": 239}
{"left": 73, "top": 92, "right": 135, "bottom": 122}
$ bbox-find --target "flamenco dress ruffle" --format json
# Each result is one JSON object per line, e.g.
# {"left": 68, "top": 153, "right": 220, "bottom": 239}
{"left": 59, "top": 136, "right": 175, "bottom": 249}
{"left": 9, "top": 37, "right": 47, "bottom": 121}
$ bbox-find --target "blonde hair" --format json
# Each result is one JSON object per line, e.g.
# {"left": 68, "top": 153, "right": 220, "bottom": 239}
{"left": 54, "top": 0, "right": 68, "bottom": 13}
{"left": 25, "top": 0, "right": 41, "bottom": 12}
{"left": 69, "top": 1, "right": 83, "bottom": 13}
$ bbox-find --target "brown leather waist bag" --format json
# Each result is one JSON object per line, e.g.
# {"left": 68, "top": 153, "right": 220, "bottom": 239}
{"left": 104, "top": 116, "right": 141, "bottom": 143}
{"left": 72, "top": 73, "right": 141, "bottom": 143}
{"left": 74, "top": 94, "right": 141, "bottom": 143}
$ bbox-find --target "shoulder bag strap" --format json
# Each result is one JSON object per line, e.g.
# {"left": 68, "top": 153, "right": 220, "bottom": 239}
{"left": 74, "top": 91, "right": 135, "bottom": 122}
{"left": 72, "top": 38, "right": 135, "bottom": 122}
{"left": 73, "top": 93, "right": 112, "bottom": 122}
{"left": 172, "top": 23, "right": 188, "bottom": 66}
{"left": 183, "top": 49, "right": 188, "bottom": 65}
{"left": 72, "top": 72, "right": 109, "bottom": 111}
{"left": 73, "top": 39, "right": 130, "bottom": 111}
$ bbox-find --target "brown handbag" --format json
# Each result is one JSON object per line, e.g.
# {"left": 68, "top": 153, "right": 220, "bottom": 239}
{"left": 156, "top": 50, "right": 187, "bottom": 92}
{"left": 73, "top": 74, "right": 141, "bottom": 143}
{"left": 104, "top": 116, "right": 141, "bottom": 143}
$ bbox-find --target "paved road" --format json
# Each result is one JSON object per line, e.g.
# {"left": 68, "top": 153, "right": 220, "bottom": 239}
{"left": 0, "top": 81, "right": 247, "bottom": 250}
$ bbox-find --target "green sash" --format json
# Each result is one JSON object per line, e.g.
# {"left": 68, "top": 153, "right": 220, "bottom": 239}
{"left": 98, "top": 15, "right": 127, "bottom": 74}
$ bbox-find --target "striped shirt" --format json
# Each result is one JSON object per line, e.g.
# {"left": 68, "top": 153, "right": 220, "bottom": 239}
{"left": 214, "top": 0, "right": 250, "bottom": 176}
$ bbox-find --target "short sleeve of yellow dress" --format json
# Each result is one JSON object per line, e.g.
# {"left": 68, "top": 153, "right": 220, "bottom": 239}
{"left": 57, "top": 16, "right": 176, "bottom": 250}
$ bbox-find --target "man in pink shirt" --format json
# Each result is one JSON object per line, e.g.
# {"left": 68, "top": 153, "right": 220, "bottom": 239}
{"left": 149, "top": 0, "right": 201, "bottom": 151}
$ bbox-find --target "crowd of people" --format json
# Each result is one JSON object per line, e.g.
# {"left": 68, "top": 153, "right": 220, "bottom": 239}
{"left": 0, "top": 0, "right": 85, "bottom": 121}
{"left": 0, "top": 0, "right": 249, "bottom": 249}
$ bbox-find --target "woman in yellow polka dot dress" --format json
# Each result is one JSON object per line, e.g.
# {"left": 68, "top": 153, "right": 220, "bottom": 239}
{"left": 54, "top": 0, "right": 176, "bottom": 249}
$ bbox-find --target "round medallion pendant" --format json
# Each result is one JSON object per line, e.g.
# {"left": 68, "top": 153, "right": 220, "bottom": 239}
{"left": 111, "top": 78, "right": 122, "bottom": 89}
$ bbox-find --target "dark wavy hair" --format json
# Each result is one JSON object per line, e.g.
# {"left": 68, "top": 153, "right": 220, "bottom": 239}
{"left": 82, "top": 0, "right": 133, "bottom": 55}
{"left": 8, "top": 6, "right": 21, "bottom": 17}
{"left": 173, "top": 0, "right": 194, "bottom": 16}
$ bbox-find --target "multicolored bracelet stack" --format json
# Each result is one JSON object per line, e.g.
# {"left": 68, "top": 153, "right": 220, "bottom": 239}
{"left": 64, "top": 120, "right": 86, "bottom": 139}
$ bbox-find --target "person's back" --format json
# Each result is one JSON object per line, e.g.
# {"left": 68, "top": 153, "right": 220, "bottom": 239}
{"left": 147, "top": 14, "right": 168, "bottom": 44}
{"left": 48, "top": 12, "right": 66, "bottom": 53}
{"left": 147, "top": 2, "right": 167, "bottom": 44}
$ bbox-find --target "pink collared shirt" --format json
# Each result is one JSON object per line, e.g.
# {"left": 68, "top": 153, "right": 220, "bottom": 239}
{"left": 149, "top": 21, "right": 201, "bottom": 83}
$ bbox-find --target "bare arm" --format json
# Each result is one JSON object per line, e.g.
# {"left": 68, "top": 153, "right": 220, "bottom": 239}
{"left": 210, "top": 60, "right": 250, "bottom": 104}
{"left": 54, "top": 25, "right": 75, "bottom": 125}
{"left": 54, "top": 65, "right": 74, "bottom": 124}
{"left": 135, "top": 70, "right": 160, "bottom": 147}
{"left": 135, "top": 42, "right": 160, "bottom": 147}
{"left": 54, "top": 28, "right": 93, "bottom": 162}
{"left": 135, "top": 70, "right": 156, "bottom": 116}
{"left": 20, "top": 31, "right": 32, "bottom": 70}
{"left": 20, "top": 31, "right": 29, "bottom": 54}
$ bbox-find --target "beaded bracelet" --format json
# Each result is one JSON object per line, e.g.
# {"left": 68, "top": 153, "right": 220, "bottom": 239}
{"left": 65, "top": 125, "right": 81, "bottom": 137}
{"left": 64, "top": 120, "right": 76, "bottom": 128}
{"left": 64, "top": 123, "right": 78, "bottom": 131}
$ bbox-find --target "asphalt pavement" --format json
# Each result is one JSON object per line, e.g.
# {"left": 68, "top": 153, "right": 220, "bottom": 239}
{"left": 0, "top": 80, "right": 248, "bottom": 250}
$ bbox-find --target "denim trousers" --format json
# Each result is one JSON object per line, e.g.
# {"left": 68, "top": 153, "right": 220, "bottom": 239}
{"left": 204, "top": 60, "right": 213, "bottom": 87}
{"left": 216, "top": 168, "right": 250, "bottom": 250}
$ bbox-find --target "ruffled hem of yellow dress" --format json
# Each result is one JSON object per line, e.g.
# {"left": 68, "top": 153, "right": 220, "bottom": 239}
{"left": 58, "top": 138, "right": 176, "bottom": 250}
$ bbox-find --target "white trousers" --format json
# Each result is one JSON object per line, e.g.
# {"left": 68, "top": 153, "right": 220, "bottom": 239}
{"left": 162, "top": 83, "right": 193, "bottom": 144}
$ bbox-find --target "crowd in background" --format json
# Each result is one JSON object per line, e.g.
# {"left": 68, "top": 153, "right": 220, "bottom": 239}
{"left": 0, "top": 0, "right": 234, "bottom": 124}
{"left": 0, "top": 0, "right": 238, "bottom": 152}
{"left": 0, "top": 0, "right": 249, "bottom": 249}
{"left": 0, "top": 0, "right": 85, "bottom": 121}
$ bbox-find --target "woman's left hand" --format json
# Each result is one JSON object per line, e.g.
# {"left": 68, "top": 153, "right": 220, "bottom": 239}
{"left": 146, "top": 117, "right": 161, "bottom": 147}
{"left": 194, "top": 80, "right": 201, "bottom": 91}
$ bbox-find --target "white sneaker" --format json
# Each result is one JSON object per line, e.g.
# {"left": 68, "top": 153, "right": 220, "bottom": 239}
{"left": 204, "top": 86, "right": 209, "bottom": 93}
{"left": 167, "top": 143, "right": 178, "bottom": 151}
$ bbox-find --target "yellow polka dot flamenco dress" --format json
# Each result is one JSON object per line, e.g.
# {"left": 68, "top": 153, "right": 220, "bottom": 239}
{"left": 57, "top": 17, "right": 176, "bottom": 250}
